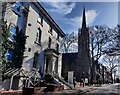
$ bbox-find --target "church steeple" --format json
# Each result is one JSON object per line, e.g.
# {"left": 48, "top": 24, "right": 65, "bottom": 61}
{"left": 82, "top": 7, "right": 86, "bottom": 28}
{"left": 76, "top": 6, "right": 91, "bottom": 82}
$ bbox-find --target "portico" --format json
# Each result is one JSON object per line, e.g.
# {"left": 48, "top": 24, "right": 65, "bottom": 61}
{"left": 44, "top": 49, "right": 60, "bottom": 77}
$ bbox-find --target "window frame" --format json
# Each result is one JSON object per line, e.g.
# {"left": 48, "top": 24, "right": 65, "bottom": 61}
{"left": 48, "top": 37, "right": 52, "bottom": 48}
{"left": 34, "top": 28, "right": 42, "bottom": 46}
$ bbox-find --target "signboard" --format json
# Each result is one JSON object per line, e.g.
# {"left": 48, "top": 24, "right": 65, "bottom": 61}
{"left": 68, "top": 71, "right": 74, "bottom": 84}
{"left": 85, "top": 78, "right": 89, "bottom": 84}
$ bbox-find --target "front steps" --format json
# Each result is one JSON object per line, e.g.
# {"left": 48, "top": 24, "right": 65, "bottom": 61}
{"left": 0, "top": 84, "right": 64, "bottom": 95}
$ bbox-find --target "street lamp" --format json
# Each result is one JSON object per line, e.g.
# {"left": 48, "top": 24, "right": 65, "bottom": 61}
{"left": 113, "top": 70, "right": 116, "bottom": 83}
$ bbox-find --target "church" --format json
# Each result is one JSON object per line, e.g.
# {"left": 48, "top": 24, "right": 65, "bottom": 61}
{"left": 62, "top": 8, "right": 92, "bottom": 82}
{"left": 76, "top": 7, "right": 91, "bottom": 82}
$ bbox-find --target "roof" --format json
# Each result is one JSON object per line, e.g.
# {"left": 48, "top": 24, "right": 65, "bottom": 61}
{"left": 33, "top": 2, "right": 66, "bottom": 37}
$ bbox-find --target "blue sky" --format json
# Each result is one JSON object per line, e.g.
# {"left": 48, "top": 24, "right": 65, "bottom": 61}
{"left": 41, "top": 2, "right": 118, "bottom": 33}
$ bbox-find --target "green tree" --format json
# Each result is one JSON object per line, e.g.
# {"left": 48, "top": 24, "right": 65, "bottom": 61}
{"left": 12, "top": 26, "right": 26, "bottom": 68}
{"left": 1, "top": 2, "right": 15, "bottom": 71}
{"left": 2, "top": 20, "right": 13, "bottom": 69}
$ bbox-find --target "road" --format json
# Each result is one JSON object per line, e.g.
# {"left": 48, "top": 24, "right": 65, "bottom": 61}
{"left": 79, "top": 83, "right": 120, "bottom": 95}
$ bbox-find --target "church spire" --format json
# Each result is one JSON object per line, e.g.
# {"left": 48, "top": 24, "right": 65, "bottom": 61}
{"left": 82, "top": 7, "right": 86, "bottom": 28}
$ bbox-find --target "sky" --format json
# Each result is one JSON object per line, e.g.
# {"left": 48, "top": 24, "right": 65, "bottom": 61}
{"left": 41, "top": 2, "right": 120, "bottom": 75}
{"left": 41, "top": 2, "right": 118, "bottom": 34}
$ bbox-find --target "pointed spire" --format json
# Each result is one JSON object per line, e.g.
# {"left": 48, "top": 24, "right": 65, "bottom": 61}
{"left": 82, "top": 6, "right": 86, "bottom": 28}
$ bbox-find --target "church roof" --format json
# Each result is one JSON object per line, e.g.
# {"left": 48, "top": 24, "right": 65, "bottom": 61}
{"left": 82, "top": 7, "right": 86, "bottom": 28}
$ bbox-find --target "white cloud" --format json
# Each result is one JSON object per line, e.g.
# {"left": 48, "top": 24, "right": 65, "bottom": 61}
{"left": 86, "top": 10, "right": 98, "bottom": 25}
{"left": 44, "top": 2, "right": 75, "bottom": 15}
{"left": 43, "top": 2, "right": 98, "bottom": 33}
{"left": 62, "top": 9, "right": 98, "bottom": 29}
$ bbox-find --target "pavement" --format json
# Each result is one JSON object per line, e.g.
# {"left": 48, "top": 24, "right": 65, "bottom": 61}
{"left": 83, "top": 83, "right": 120, "bottom": 95}
{"left": 41, "top": 83, "right": 120, "bottom": 95}
{"left": 0, "top": 83, "right": 120, "bottom": 95}
{"left": 40, "top": 83, "right": 100, "bottom": 95}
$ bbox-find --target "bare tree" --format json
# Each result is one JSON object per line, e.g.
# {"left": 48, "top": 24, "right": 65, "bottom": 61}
{"left": 103, "top": 25, "right": 120, "bottom": 55}
{"left": 89, "top": 25, "right": 111, "bottom": 84}
{"left": 61, "top": 32, "right": 78, "bottom": 53}
{"left": 103, "top": 54, "right": 119, "bottom": 83}
{"left": 89, "top": 25, "right": 111, "bottom": 61}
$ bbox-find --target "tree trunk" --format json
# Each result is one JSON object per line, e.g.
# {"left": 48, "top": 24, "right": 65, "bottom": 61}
{"left": 110, "top": 72, "right": 113, "bottom": 84}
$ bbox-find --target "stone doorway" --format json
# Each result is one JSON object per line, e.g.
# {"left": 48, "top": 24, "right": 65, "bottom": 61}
{"left": 44, "top": 49, "right": 60, "bottom": 76}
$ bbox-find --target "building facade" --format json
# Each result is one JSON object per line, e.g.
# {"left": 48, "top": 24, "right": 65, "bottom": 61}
{"left": 62, "top": 53, "right": 78, "bottom": 80}
{"left": 3, "top": 1, "right": 65, "bottom": 90}
{"left": 21, "top": 2, "right": 65, "bottom": 78}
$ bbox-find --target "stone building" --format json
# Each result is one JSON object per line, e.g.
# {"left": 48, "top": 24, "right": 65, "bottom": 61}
{"left": 62, "top": 8, "right": 92, "bottom": 82}
{"left": 2, "top": 1, "right": 65, "bottom": 90}
{"left": 21, "top": 2, "right": 65, "bottom": 77}
{"left": 76, "top": 7, "right": 91, "bottom": 82}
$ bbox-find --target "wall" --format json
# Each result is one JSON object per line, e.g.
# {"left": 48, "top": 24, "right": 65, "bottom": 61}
{"left": 3, "top": 3, "right": 64, "bottom": 89}
{"left": 4, "top": 3, "right": 18, "bottom": 26}
{"left": 22, "top": 3, "right": 63, "bottom": 77}
{"left": 62, "top": 53, "right": 78, "bottom": 80}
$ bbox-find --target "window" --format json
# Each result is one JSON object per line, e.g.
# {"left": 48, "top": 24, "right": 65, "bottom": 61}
{"left": 57, "top": 34, "right": 59, "bottom": 40}
{"left": 38, "top": 28, "right": 42, "bottom": 43}
{"left": 8, "top": 24, "right": 16, "bottom": 42}
{"left": 28, "top": 23, "right": 32, "bottom": 26}
{"left": 35, "top": 28, "right": 42, "bottom": 45}
{"left": 48, "top": 37, "right": 51, "bottom": 48}
{"left": 36, "top": 32, "right": 38, "bottom": 42}
{"left": 41, "top": 16, "right": 43, "bottom": 24}
{"left": 56, "top": 44, "right": 59, "bottom": 52}
{"left": 28, "top": 48, "right": 31, "bottom": 52}
{"left": 33, "top": 52, "right": 38, "bottom": 68}
{"left": 48, "top": 25, "right": 52, "bottom": 35}
{"left": 37, "top": 16, "right": 43, "bottom": 26}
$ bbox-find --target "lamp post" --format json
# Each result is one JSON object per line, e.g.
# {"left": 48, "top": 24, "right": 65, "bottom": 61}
{"left": 113, "top": 70, "right": 116, "bottom": 83}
